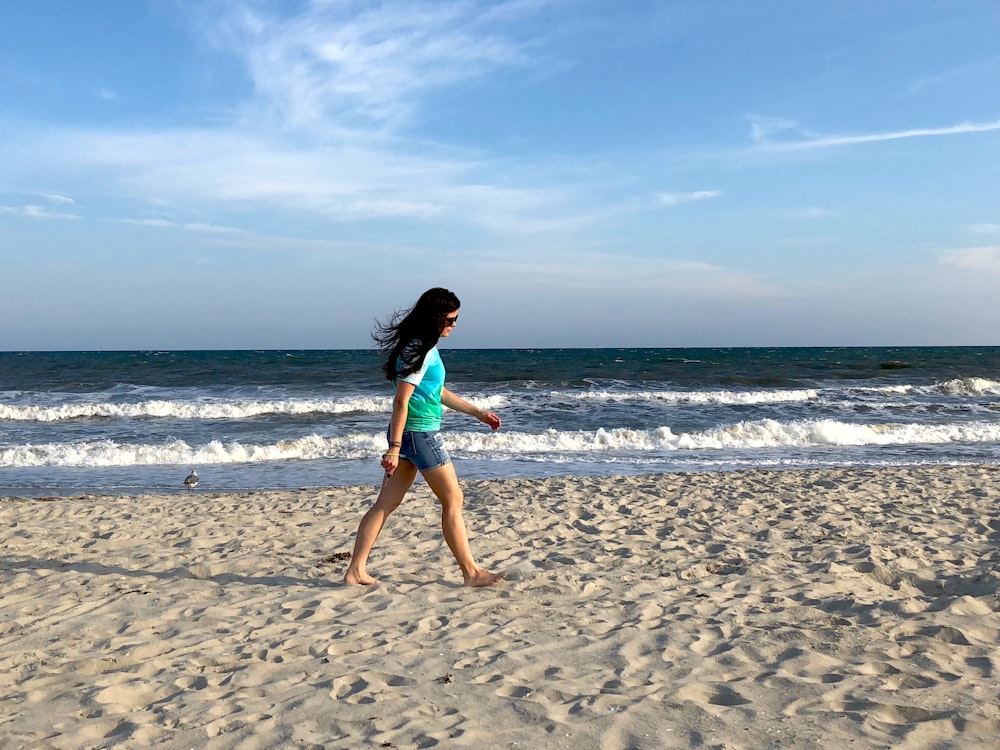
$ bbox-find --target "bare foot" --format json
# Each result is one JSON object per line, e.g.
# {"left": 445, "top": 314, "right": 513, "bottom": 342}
{"left": 463, "top": 569, "right": 506, "bottom": 587}
{"left": 344, "top": 569, "right": 378, "bottom": 585}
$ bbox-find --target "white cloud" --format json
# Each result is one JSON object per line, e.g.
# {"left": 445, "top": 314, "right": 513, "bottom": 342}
{"left": 42, "top": 193, "right": 75, "bottom": 204}
{"left": 749, "top": 116, "right": 799, "bottom": 143}
{"left": 477, "top": 252, "right": 784, "bottom": 299}
{"left": 201, "top": 0, "right": 548, "bottom": 131}
{"left": 68, "top": 2, "right": 577, "bottom": 234}
{"left": 1, "top": 204, "right": 79, "bottom": 219}
{"left": 906, "top": 56, "right": 1000, "bottom": 97}
{"left": 654, "top": 190, "right": 722, "bottom": 207}
{"left": 965, "top": 223, "right": 1000, "bottom": 236}
{"left": 792, "top": 207, "right": 836, "bottom": 220}
{"left": 117, "top": 218, "right": 245, "bottom": 234}
{"left": 753, "top": 118, "right": 1000, "bottom": 153}
{"left": 6, "top": 123, "right": 605, "bottom": 238}
{"left": 939, "top": 246, "right": 1000, "bottom": 274}
{"left": 346, "top": 199, "right": 444, "bottom": 219}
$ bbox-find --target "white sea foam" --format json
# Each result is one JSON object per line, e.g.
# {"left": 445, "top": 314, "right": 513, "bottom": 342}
{"left": 450, "top": 419, "right": 1000, "bottom": 454}
{"left": 674, "top": 419, "right": 1000, "bottom": 450}
{"left": 0, "top": 395, "right": 507, "bottom": 422}
{"left": 0, "top": 433, "right": 385, "bottom": 468}
{"left": 4, "top": 418, "right": 1000, "bottom": 468}
{"left": 0, "top": 398, "right": 389, "bottom": 422}
{"left": 847, "top": 384, "right": 913, "bottom": 395}
{"left": 566, "top": 388, "right": 819, "bottom": 405}
{"left": 935, "top": 377, "right": 1000, "bottom": 396}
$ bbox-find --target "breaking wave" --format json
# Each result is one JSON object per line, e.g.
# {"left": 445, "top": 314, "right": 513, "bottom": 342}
{"left": 0, "top": 395, "right": 507, "bottom": 422}
{"left": 566, "top": 388, "right": 819, "bottom": 405}
{"left": 5, "top": 418, "right": 999, "bottom": 468}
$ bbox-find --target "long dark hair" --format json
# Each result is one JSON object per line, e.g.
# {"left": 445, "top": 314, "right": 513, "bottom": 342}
{"left": 373, "top": 288, "right": 460, "bottom": 381}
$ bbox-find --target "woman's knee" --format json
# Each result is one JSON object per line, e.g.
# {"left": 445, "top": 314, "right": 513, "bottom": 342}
{"left": 423, "top": 465, "right": 463, "bottom": 506}
{"left": 439, "top": 489, "right": 464, "bottom": 511}
{"left": 374, "top": 495, "right": 404, "bottom": 515}
{"left": 372, "top": 483, "right": 411, "bottom": 514}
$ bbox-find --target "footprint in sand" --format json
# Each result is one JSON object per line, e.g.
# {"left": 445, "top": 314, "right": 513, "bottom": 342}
{"left": 688, "top": 625, "right": 735, "bottom": 658}
{"left": 330, "top": 671, "right": 417, "bottom": 703}
{"left": 675, "top": 683, "right": 751, "bottom": 709}
{"left": 92, "top": 680, "right": 167, "bottom": 711}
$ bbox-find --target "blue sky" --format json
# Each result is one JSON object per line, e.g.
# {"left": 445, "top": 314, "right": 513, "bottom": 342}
{"left": 2, "top": 0, "right": 999, "bottom": 350}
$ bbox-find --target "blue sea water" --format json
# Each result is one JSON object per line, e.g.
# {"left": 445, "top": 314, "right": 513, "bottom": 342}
{"left": 2, "top": 347, "right": 999, "bottom": 496}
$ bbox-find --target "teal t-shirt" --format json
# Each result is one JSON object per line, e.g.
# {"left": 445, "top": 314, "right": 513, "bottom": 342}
{"left": 396, "top": 346, "right": 445, "bottom": 432}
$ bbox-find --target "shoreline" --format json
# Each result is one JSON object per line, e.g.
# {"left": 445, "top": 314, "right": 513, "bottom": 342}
{"left": 3, "top": 465, "right": 999, "bottom": 748}
{"left": 4, "top": 458, "right": 1000, "bottom": 501}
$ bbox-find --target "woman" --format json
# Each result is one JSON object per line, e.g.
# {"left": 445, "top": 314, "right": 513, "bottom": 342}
{"left": 344, "top": 288, "right": 505, "bottom": 587}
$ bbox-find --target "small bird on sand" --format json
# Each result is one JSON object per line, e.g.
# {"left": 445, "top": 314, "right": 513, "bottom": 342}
{"left": 183, "top": 470, "right": 199, "bottom": 490}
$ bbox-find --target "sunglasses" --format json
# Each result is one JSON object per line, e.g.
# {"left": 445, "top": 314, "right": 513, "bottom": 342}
{"left": 443, "top": 315, "right": 459, "bottom": 327}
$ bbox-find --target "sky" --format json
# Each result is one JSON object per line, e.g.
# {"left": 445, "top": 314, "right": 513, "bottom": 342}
{"left": 2, "top": 0, "right": 999, "bottom": 350}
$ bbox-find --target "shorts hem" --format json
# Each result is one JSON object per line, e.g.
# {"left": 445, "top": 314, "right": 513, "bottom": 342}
{"left": 418, "top": 458, "right": 451, "bottom": 472}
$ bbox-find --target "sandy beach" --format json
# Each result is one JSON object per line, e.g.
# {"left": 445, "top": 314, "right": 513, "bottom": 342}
{"left": 2, "top": 465, "right": 999, "bottom": 749}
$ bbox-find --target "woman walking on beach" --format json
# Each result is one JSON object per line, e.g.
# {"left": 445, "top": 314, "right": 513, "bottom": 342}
{"left": 344, "top": 288, "right": 505, "bottom": 587}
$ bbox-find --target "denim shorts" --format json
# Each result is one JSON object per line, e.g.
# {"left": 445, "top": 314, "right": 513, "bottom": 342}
{"left": 396, "top": 430, "right": 451, "bottom": 472}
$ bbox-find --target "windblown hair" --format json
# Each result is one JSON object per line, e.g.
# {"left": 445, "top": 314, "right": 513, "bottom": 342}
{"left": 373, "top": 288, "right": 460, "bottom": 381}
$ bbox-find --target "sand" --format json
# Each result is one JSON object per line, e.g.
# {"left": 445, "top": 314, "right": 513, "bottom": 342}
{"left": 2, "top": 465, "right": 999, "bottom": 749}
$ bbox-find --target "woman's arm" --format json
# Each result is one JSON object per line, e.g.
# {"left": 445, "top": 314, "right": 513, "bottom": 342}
{"left": 383, "top": 381, "right": 415, "bottom": 475}
{"left": 441, "top": 387, "right": 501, "bottom": 431}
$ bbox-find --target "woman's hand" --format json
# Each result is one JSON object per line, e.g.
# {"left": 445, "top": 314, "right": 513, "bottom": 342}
{"left": 381, "top": 451, "right": 400, "bottom": 476}
{"left": 441, "top": 388, "right": 501, "bottom": 431}
{"left": 479, "top": 410, "right": 501, "bottom": 431}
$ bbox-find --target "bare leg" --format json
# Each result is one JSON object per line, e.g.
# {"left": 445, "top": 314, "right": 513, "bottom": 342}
{"left": 344, "top": 462, "right": 418, "bottom": 585}
{"left": 422, "top": 463, "right": 505, "bottom": 587}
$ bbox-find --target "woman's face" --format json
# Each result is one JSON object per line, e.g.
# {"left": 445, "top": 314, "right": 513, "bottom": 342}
{"left": 439, "top": 309, "right": 459, "bottom": 337}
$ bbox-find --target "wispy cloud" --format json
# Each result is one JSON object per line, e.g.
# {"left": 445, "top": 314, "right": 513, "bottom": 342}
{"left": 965, "top": 223, "right": 1000, "bottom": 236}
{"left": 939, "top": 246, "right": 1000, "bottom": 274}
{"left": 1, "top": 204, "right": 79, "bottom": 220}
{"left": 0, "top": 1, "right": 586, "bottom": 234}
{"left": 41, "top": 193, "right": 75, "bottom": 205}
{"left": 654, "top": 190, "right": 722, "bottom": 207}
{"left": 9, "top": 124, "right": 602, "bottom": 237}
{"left": 906, "top": 56, "right": 1000, "bottom": 97}
{"left": 201, "top": 0, "right": 550, "bottom": 131}
{"left": 749, "top": 116, "right": 799, "bottom": 144}
{"left": 117, "top": 218, "right": 245, "bottom": 234}
{"left": 752, "top": 118, "right": 1000, "bottom": 153}
{"left": 792, "top": 207, "right": 836, "bottom": 220}
{"left": 479, "top": 252, "right": 785, "bottom": 299}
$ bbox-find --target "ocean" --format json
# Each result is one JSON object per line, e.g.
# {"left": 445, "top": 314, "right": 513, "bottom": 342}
{"left": 2, "top": 347, "right": 999, "bottom": 497}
